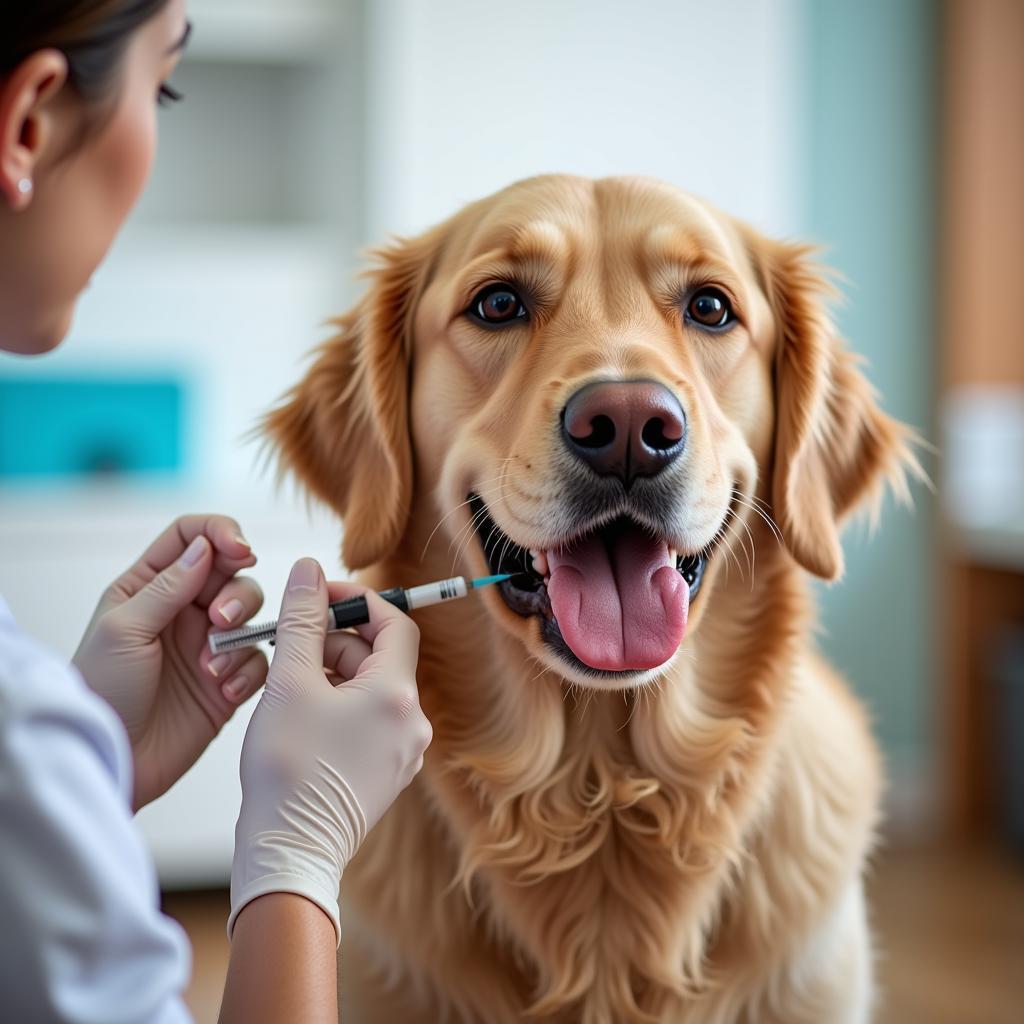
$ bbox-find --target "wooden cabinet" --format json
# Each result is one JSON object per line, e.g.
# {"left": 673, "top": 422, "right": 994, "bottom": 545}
{"left": 940, "top": 0, "right": 1024, "bottom": 838}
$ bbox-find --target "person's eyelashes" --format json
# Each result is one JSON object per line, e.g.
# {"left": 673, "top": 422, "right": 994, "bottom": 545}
{"left": 157, "top": 83, "right": 184, "bottom": 107}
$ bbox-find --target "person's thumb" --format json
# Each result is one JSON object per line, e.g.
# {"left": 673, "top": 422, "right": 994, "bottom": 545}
{"left": 117, "top": 535, "right": 213, "bottom": 639}
{"left": 268, "top": 558, "right": 328, "bottom": 691}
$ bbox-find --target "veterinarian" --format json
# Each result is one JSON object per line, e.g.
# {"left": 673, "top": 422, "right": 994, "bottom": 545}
{"left": 0, "top": 3, "right": 432, "bottom": 1021}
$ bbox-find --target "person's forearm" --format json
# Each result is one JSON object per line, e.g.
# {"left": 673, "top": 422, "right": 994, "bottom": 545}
{"left": 220, "top": 893, "right": 337, "bottom": 1024}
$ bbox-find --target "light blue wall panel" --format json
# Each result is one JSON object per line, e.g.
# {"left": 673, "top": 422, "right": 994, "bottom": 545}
{"left": 0, "top": 374, "right": 186, "bottom": 482}
{"left": 803, "top": 0, "right": 938, "bottom": 782}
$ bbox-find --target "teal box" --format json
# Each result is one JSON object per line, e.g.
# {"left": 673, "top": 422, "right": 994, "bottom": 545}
{"left": 0, "top": 374, "right": 185, "bottom": 480}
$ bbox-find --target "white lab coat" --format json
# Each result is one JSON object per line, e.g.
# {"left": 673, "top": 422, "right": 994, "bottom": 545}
{"left": 0, "top": 594, "right": 194, "bottom": 1023}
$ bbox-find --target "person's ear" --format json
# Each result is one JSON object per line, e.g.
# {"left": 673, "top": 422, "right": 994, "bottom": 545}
{"left": 749, "top": 235, "right": 925, "bottom": 580}
{"left": 264, "top": 227, "right": 443, "bottom": 569}
{"left": 0, "top": 49, "right": 68, "bottom": 210}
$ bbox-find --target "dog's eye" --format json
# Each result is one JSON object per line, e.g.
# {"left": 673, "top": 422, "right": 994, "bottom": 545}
{"left": 686, "top": 288, "right": 734, "bottom": 329}
{"left": 469, "top": 284, "right": 528, "bottom": 326}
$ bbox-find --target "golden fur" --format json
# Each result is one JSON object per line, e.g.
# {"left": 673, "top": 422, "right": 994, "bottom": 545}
{"left": 266, "top": 175, "right": 920, "bottom": 1023}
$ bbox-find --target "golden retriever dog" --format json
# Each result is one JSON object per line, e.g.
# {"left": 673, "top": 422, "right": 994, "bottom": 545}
{"left": 267, "top": 175, "right": 920, "bottom": 1024}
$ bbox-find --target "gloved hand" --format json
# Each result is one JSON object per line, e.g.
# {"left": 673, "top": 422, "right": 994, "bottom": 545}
{"left": 73, "top": 515, "right": 267, "bottom": 810}
{"left": 229, "top": 558, "right": 431, "bottom": 945}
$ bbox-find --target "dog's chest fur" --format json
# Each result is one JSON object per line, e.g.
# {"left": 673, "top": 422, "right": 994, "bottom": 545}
{"left": 348, "top": 599, "right": 795, "bottom": 1023}
{"left": 449, "top": 719, "right": 764, "bottom": 1023}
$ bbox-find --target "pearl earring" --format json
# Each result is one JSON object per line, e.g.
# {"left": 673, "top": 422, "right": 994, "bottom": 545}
{"left": 17, "top": 178, "right": 33, "bottom": 195}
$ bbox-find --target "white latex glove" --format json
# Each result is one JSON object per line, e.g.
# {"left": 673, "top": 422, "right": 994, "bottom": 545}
{"left": 229, "top": 558, "right": 432, "bottom": 945}
{"left": 73, "top": 515, "right": 267, "bottom": 810}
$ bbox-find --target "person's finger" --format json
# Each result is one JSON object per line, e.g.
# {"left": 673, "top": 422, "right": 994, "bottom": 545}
{"left": 220, "top": 649, "right": 270, "bottom": 705}
{"left": 267, "top": 559, "right": 328, "bottom": 692}
{"left": 325, "top": 580, "right": 371, "bottom": 603}
{"left": 322, "top": 630, "right": 373, "bottom": 681}
{"left": 140, "top": 514, "right": 254, "bottom": 577}
{"left": 200, "top": 643, "right": 249, "bottom": 682}
{"left": 208, "top": 576, "right": 265, "bottom": 629}
{"left": 191, "top": 518, "right": 258, "bottom": 608}
{"left": 194, "top": 552, "right": 260, "bottom": 610}
{"left": 109, "top": 535, "right": 215, "bottom": 640}
{"left": 324, "top": 581, "right": 420, "bottom": 661}
{"left": 108, "top": 515, "right": 256, "bottom": 604}
{"left": 354, "top": 590, "right": 420, "bottom": 668}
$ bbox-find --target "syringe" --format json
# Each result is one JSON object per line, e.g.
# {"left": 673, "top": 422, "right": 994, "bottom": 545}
{"left": 208, "top": 573, "right": 511, "bottom": 655}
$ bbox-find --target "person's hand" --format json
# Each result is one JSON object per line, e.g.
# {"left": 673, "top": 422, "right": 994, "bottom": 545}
{"left": 73, "top": 515, "right": 268, "bottom": 810}
{"left": 229, "top": 558, "right": 432, "bottom": 945}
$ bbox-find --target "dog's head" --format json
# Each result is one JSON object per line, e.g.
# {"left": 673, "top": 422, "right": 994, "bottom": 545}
{"left": 268, "top": 175, "right": 918, "bottom": 689}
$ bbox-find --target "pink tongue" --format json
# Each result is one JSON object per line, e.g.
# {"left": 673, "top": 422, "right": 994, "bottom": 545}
{"left": 546, "top": 529, "right": 688, "bottom": 672}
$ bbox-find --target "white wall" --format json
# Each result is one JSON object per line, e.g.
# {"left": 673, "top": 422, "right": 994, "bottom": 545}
{"left": 365, "top": 0, "right": 805, "bottom": 240}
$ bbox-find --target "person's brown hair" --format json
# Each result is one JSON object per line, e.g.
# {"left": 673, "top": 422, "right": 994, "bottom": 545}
{"left": 4, "top": 0, "right": 171, "bottom": 103}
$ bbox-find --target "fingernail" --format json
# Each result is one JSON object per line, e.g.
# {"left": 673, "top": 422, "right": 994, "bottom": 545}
{"left": 288, "top": 559, "right": 320, "bottom": 592}
{"left": 223, "top": 675, "right": 249, "bottom": 702}
{"left": 218, "top": 598, "right": 244, "bottom": 624}
{"left": 234, "top": 533, "right": 251, "bottom": 550}
{"left": 208, "top": 653, "right": 231, "bottom": 678}
{"left": 180, "top": 536, "right": 208, "bottom": 568}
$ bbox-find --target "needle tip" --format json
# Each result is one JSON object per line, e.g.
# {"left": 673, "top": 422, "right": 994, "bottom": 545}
{"left": 469, "top": 573, "right": 512, "bottom": 589}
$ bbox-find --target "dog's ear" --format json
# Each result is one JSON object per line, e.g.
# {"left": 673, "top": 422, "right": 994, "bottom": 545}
{"left": 265, "top": 230, "right": 440, "bottom": 569}
{"left": 751, "top": 237, "right": 921, "bottom": 581}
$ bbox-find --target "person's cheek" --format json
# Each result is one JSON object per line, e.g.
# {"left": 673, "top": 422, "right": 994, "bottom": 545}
{"left": 109, "top": 95, "right": 157, "bottom": 215}
{"left": 93, "top": 95, "right": 157, "bottom": 254}
{"left": 33, "top": 97, "right": 158, "bottom": 353}
{"left": 52, "top": 93, "right": 157, "bottom": 316}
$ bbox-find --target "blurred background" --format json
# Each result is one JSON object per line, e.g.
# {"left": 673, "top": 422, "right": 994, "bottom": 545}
{"left": 1, "top": 0, "right": 1021, "bottom": 1020}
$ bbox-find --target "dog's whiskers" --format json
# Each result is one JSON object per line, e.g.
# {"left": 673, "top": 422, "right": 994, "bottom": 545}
{"left": 448, "top": 504, "right": 499, "bottom": 577}
{"left": 446, "top": 500, "right": 492, "bottom": 559}
{"left": 528, "top": 661, "right": 550, "bottom": 686}
{"left": 721, "top": 506, "right": 752, "bottom": 580}
{"left": 442, "top": 477, "right": 515, "bottom": 562}
{"left": 428, "top": 477, "right": 512, "bottom": 561}
{"left": 425, "top": 482, "right": 507, "bottom": 565}
{"left": 496, "top": 527, "right": 519, "bottom": 578}
{"left": 445, "top": 513, "right": 495, "bottom": 579}
{"left": 733, "top": 508, "right": 758, "bottom": 589}
{"left": 620, "top": 684, "right": 641, "bottom": 731}
{"left": 450, "top": 486, "right": 520, "bottom": 576}
{"left": 731, "top": 488, "right": 785, "bottom": 547}
{"left": 718, "top": 507, "right": 752, "bottom": 586}
{"left": 420, "top": 470, "right": 519, "bottom": 563}
{"left": 422, "top": 493, "right": 491, "bottom": 565}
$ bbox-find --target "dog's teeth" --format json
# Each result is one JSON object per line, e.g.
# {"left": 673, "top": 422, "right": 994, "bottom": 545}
{"left": 669, "top": 547, "right": 678, "bottom": 564}
{"left": 531, "top": 550, "right": 549, "bottom": 577}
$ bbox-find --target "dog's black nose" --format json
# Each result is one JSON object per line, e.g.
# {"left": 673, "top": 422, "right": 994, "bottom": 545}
{"left": 561, "top": 380, "right": 686, "bottom": 487}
